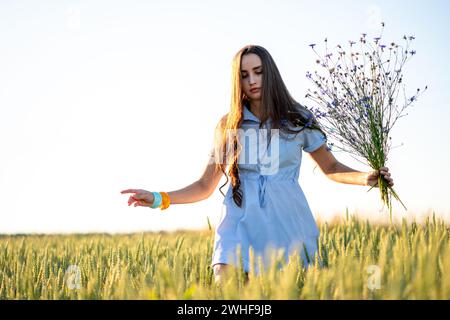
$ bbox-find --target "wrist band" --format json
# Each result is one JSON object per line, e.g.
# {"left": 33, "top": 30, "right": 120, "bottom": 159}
{"left": 149, "top": 191, "right": 171, "bottom": 210}
{"left": 159, "top": 191, "right": 171, "bottom": 210}
{"left": 150, "top": 192, "right": 162, "bottom": 208}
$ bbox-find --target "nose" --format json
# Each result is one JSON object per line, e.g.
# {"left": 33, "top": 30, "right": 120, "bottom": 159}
{"left": 249, "top": 73, "right": 257, "bottom": 85}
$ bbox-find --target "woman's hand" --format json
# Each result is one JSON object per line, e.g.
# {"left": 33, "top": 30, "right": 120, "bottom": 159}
{"left": 366, "top": 167, "right": 394, "bottom": 188}
{"left": 120, "top": 189, "right": 154, "bottom": 207}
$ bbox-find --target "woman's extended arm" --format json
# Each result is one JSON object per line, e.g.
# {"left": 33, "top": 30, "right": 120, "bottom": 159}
{"left": 308, "top": 144, "right": 394, "bottom": 187}
{"left": 165, "top": 180, "right": 214, "bottom": 204}
{"left": 121, "top": 159, "right": 224, "bottom": 207}
{"left": 121, "top": 144, "right": 227, "bottom": 208}
{"left": 326, "top": 162, "right": 372, "bottom": 186}
{"left": 121, "top": 115, "right": 228, "bottom": 208}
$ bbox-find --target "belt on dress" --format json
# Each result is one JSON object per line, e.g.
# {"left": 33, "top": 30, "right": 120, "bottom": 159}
{"left": 240, "top": 173, "right": 295, "bottom": 209}
{"left": 258, "top": 174, "right": 268, "bottom": 208}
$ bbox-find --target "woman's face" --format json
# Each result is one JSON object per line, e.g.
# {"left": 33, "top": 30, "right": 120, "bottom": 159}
{"left": 240, "top": 53, "right": 263, "bottom": 101}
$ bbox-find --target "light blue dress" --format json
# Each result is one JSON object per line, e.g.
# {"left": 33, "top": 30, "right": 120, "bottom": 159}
{"left": 210, "top": 104, "right": 327, "bottom": 275}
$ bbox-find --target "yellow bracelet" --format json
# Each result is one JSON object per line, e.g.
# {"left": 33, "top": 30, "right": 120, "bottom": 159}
{"left": 159, "top": 192, "right": 171, "bottom": 210}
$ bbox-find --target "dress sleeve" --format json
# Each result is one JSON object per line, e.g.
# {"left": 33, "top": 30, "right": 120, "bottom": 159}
{"left": 300, "top": 128, "right": 327, "bottom": 153}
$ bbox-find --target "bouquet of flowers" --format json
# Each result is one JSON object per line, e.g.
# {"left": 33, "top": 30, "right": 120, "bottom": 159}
{"left": 304, "top": 22, "right": 427, "bottom": 220}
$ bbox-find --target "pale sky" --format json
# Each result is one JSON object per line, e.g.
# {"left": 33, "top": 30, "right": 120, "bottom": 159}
{"left": 1, "top": 0, "right": 449, "bottom": 234}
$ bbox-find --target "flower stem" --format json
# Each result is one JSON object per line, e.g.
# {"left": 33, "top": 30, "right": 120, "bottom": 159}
{"left": 367, "top": 174, "right": 407, "bottom": 222}
{"left": 380, "top": 175, "right": 407, "bottom": 222}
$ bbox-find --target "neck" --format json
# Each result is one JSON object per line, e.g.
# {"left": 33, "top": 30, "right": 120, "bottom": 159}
{"left": 248, "top": 100, "right": 262, "bottom": 119}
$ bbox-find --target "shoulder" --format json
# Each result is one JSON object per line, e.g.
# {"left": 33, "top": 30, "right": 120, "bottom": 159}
{"left": 216, "top": 113, "right": 229, "bottom": 130}
{"left": 220, "top": 113, "right": 228, "bottom": 124}
{"left": 212, "top": 114, "right": 229, "bottom": 141}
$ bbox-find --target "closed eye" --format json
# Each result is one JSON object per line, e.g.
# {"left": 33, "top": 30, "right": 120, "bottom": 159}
{"left": 241, "top": 71, "right": 263, "bottom": 78}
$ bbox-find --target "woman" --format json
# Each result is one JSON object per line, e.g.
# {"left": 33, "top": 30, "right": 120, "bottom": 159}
{"left": 121, "top": 45, "right": 394, "bottom": 285}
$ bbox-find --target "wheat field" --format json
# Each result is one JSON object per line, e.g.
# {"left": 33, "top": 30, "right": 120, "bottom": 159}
{"left": 0, "top": 212, "right": 449, "bottom": 300}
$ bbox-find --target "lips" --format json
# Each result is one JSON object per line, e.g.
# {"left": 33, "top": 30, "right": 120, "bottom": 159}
{"left": 250, "top": 88, "right": 260, "bottom": 93}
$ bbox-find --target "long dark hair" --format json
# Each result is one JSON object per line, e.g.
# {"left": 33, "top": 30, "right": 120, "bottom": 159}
{"left": 213, "top": 45, "right": 327, "bottom": 207}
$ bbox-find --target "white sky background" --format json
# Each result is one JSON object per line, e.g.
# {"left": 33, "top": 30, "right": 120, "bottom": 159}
{"left": 1, "top": 0, "right": 449, "bottom": 234}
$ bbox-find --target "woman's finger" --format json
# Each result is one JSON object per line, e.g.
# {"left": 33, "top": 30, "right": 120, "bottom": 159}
{"left": 128, "top": 196, "right": 137, "bottom": 206}
{"left": 135, "top": 200, "right": 151, "bottom": 207}
{"left": 121, "top": 189, "right": 144, "bottom": 194}
{"left": 121, "top": 189, "right": 137, "bottom": 194}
